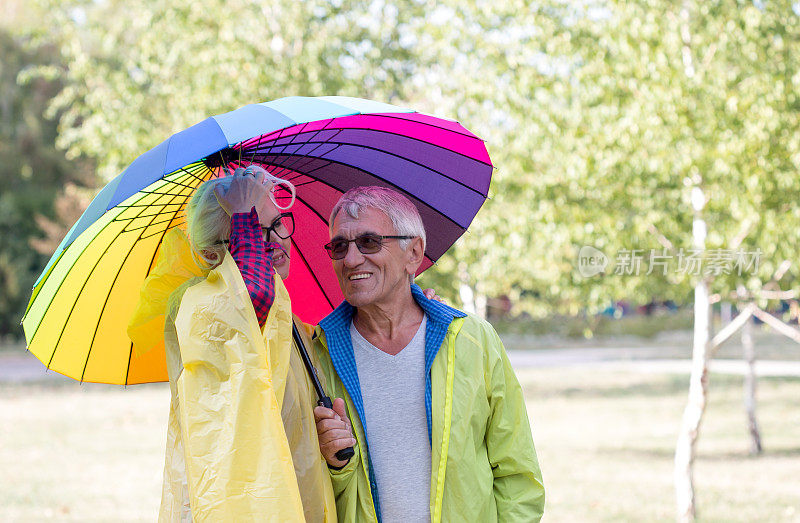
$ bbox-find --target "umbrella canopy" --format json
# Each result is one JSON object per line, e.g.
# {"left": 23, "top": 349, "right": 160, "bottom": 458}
{"left": 22, "top": 96, "right": 493, "bottom": 385}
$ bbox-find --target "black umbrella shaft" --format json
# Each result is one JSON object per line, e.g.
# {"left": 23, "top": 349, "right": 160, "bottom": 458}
{"left": 292, "top": 321, "right": 355, "bottom": 462}
{"left": 292, "top": 322, "right": 326, "bottom": 401}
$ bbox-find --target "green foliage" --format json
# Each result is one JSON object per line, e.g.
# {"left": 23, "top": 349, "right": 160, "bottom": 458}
{"left": 24, "top": 0, "right": 800, "bottom": 321}
{"left": 32, "top": 0, "right": 428, "bottom": 180}
{"left": 493, "top": 308, "right": 694, "bottom": 339}
{"left": 421, "top": 0, "right": 800, "bottom": 317}
{"left": 0, "top": 29, "right": 91, "bottom": 339}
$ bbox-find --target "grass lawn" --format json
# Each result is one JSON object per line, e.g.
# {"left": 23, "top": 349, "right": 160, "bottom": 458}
{"left": 1, "top": 369, "right": 798, "bottom": 521}
{"left": 518, "top": 369, "right": 800, "bottom": 522}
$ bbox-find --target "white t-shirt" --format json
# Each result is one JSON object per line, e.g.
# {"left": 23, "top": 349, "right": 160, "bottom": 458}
{"left": 351, "top": 316, "right": 431, "bottom": 523}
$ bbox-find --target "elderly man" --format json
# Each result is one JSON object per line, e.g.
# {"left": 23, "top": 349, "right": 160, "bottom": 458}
{"left": 312, "top": 186, "right": 544, "bottom": 522}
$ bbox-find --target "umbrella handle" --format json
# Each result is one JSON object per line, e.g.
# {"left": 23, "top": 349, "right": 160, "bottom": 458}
{"left": 318, "top": 395, "right": 356, "bottom": 462}
{"left": 238, "top": 165, "right": 296, "bottom": 210}
{"left": 264, "top": 174, "right": 296, "bottom": 210}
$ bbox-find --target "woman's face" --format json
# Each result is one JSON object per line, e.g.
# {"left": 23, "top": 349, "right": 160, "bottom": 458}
{"left": 255, "top": 200, "right": 292, "bottom": 281}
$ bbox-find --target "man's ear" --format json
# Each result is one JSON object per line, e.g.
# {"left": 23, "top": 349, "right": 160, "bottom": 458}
{"left": 405, "top": 237, "right": 425, "bottom": 276}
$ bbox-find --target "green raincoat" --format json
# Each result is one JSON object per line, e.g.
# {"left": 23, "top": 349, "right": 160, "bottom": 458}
{"left": 312, "top": 288, "right": 544, "bottom": 522}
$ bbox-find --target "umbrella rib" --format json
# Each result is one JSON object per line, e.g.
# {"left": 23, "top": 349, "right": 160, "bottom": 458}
{"left": 42, "top": 217, "right": 141, "bottom": 371}
{"left": 79, "top": 185, "right": 190, "bottom": 383}
{"left": 177, "top": 163, "right": 210, "bottom": 180}
{"left": 215, "top": 112, "right": 487, "bottom": 194}
{"left": 217, "top": 151, "right": 229, "bottom": 175}
{"left": 250, "top": 123, "right": 492, "bottom": 168}
{"left": 157, "top": 175, "right": 201, "bottom": 192}
{"left": 115, "top": 213, "right": 189, "bottom": 233}
{"left": 254, "top": 130, "right": 492, "bottom": 177}
{"left": 26, "top": 232, "right": 102, "bottom": 350}
{"left": 243, "top": 111, "right": 479, "bottom": 146}
{"left": 252, "top": 121, "right": 312, "bottom": 156}
{"left": 163, "top": 164, "right": 208, "bottom": 187}
{"left": 268, "top": 156, "right": 332, "bottom": 182}
{"left": 258, "top": 143, "right": 487, "bottom": 198}
{"left": 245, "top": 116, "right": 490, "bottom": 167}
{"left": 244, "top": 152, "right": 472, "bottom": 233}
{"left": 31, "top": 169, "right": 202, "bottom": 376}
{"left": 141, "top": 217, "right": 186, "bottom": 240}
{"left": 123, "top": 169, "right": 210, "bottom": 385}
{"left": 284, "top": 121, "right": 313, "bottom": 144}
{"left": 236, "top": 118, "right": 341, "bottom": 177}
{"left": 234, "top": 114, "right": 487, "bottom": 186}
{"left": 128, "top": 188, "right": 195, "bottom": 198}
{"left": 255, "top": 154, "right": 478, "bottom": 232}
{"left": 249, "top": 137, "right": 489, "bottom": 199}
{"left": 242, "top": 128, "right": 345, "bottom": 175}
{"left": 280, "top": 179, "right": 318, "bottom": 189}
{"left": 363, "top": 112, "right": 481, "bottom": 140}
{"left": 236, "top": 116, "right": 332, "bottom": 151}
{"left": 247, "top": 128, "right": 345, "bottom": 176}
{"left": 113, "top": 204, "right": 183, "bottom": 218}
{"left": 29, "top": 184, "right": 167, "bottom": 350}
{"left": 124, "top": 340, "right": 134, "bottom": 386}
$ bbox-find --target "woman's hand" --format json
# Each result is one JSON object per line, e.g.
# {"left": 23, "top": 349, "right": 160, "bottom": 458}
{"left": 423, "top": 288, "right": 445, "bottom": 303}
{"left": 213, "top": 167, "right": 278, "bottom": 221}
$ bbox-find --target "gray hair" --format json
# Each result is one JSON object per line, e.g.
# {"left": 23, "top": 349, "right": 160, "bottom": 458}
{"left": 329, "top": 186, "right": 426, "bottom": 253}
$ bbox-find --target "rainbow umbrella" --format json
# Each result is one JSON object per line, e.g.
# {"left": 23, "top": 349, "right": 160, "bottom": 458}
{"left": 22, "top": 96, "right": 493, "bottom": 384}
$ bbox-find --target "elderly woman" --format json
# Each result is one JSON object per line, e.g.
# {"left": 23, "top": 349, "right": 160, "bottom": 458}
{"left": 129, "top": 167, "right": 441, "bottom": 522}
{"left": 133, "top": 166, "right": 336, "bottom": 522}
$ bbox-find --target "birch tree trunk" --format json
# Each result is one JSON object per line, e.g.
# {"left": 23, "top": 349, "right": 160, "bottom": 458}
{"left": 721, "top": 301, "right": 732, "bottom": 325}
{"left": 675, "top": 185, "right": 709, "bottom": 522}
{"left": 741, "top": 317, "right": 762, "bottom": 454}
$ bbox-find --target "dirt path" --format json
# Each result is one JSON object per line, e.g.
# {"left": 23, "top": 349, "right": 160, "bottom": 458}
{"left": 3, "top": 345, "right": 799, "bottom": 383}
{"left": 506, "top": 348, "right": 800, "bottom": 376}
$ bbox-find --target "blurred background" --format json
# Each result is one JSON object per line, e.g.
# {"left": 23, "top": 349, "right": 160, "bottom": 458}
{"left": 1, "top": 0, "right": 799, "bottom": 521}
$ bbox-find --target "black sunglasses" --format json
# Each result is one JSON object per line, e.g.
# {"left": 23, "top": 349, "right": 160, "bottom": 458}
{"left": 216, "top": 212, "right": 294, "bottom": 245}
{"left": 324, "top": 234, "right": 415, "bottom": 260}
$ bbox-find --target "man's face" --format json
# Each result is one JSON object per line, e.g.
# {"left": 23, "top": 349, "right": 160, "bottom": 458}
{"left": 329, "top": 207, "right": 422, "bottom": 308}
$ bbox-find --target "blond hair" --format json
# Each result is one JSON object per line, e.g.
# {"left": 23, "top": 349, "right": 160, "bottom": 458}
{"left": 185, "top": 176, "right": 233, "bottom": 267}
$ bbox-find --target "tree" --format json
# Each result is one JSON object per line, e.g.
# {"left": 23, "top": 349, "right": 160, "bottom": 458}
{"left": 32, "top": 0, "right": 430, "bottom": 181}
{"left": 399, "top": 1, "right": 800, "bottom": 518}
{"left": 0, "top": 28, "right": 92, "bottom": 339}
{"left": 25, "top": 1, "right": 800, "bottom": 516}
{"left": 426, "top": 1, "right": 800, "bottom": 519}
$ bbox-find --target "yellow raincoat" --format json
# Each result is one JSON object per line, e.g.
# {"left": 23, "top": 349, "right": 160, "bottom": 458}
{"left": 128, "top": 229, "right": 336, "bottom": 522}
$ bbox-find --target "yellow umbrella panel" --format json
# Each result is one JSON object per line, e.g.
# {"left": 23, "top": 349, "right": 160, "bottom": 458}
{"left": 22, "top": 162, "right": 213, "bottom": 384}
